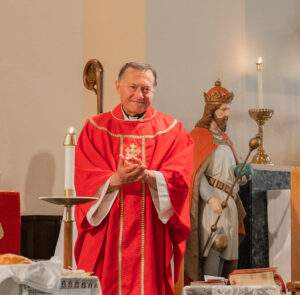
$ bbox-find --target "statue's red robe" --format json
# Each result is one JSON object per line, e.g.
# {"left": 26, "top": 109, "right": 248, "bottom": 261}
{"left": 74, "top": 105, "right": 193, "bottom": 295}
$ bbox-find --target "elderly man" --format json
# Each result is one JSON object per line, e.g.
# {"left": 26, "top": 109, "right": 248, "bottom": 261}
{"left": 185, "top": 80, "right": 246, "bottom": 281}
{"left": 74, "top": 62, "right": 193, "bottom": 295}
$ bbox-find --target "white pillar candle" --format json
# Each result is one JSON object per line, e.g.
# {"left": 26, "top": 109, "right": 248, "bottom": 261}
{"left": 64, "top": 127, "right": 76, "bottom": 195}
{"left": 64, "top": 146, "right": 75, "bottom": 191}
{"left": 256, "top": 57, "right": 264, "bottom": 108}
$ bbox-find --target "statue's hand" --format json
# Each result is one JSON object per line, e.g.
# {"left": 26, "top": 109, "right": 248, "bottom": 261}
{"left": 208, "top": 197, "right": 223, "bottom": 215}
{"left": 238, "top": 175, "right": 249, "bottom": 186}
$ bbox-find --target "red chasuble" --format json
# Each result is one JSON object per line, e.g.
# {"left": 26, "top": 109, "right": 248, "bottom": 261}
{"left": 74, "top": 105, "right": 193, "bottom": 295}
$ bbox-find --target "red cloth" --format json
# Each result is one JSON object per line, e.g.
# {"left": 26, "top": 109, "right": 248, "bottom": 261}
{"left": 0, "top": 192, "right": 20, "bottom": 254}
{"left": 74, "top": 105, "right": 193, "bottom": 295}
{"left": 190, "top": 128, "right": 217, "bottom": 180}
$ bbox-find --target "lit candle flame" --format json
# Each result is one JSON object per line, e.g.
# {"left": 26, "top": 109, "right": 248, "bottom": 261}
{"left": 257, "top": 56, "right": 263, "bottom": 64}
{"left": 68, "top": 126, "right": 76, "bottom": 134}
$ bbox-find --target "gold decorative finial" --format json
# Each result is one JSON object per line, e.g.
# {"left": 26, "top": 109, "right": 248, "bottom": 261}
{"left": 63, "top": 127, "right": 76, "bottom": 146}
{"left": 249, "top": 136, "right": 261, "bottom": 151}
{"left": 256, "top": 57, "right": 263, "bottom": 71}
{"left": 215, "top": 79, "right": 221, "bottom": 87}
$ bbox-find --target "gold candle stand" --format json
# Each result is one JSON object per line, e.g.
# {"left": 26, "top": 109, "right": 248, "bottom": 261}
{"left": 248, "top": 108, "right": 274, "bottom": 165}
{"left": 39, "top": 196, "right": 97, "bottom": 269}
{"left": 39, "top": 128, "right": 97, "bottom": 269}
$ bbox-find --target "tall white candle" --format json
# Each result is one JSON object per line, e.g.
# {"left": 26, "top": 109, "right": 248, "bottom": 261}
{"left": 256, "top": 57, "right": 263, "bottom": 108}
{"left": 64, "top": 127, "right": 76, "bottom": 195}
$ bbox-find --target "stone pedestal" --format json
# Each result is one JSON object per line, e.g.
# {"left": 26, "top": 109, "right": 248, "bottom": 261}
{"left": 238, "top": 165, "right": 290, "bottom": 268}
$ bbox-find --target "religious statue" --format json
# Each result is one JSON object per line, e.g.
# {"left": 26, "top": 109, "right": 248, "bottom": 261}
{"left": 185, "top": 80, "right": 247, "bottom": 281}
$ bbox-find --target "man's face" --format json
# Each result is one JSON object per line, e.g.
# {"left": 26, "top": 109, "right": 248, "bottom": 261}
{"left": 116, "top": 68, "right": 155, "bottom": 116}
{"left": 214, "top": 103, "right": 231, "bottom": 131}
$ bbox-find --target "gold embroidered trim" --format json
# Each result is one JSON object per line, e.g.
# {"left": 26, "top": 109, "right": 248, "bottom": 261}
{"left": 111, "top": 109, "right": 157, "bottom": 122}
{"left": 118, "top": 136, "right": 124, "bottom": 295}
{"left": 89, "top": 117, "right": 177, "bottom": 139}
{"left": 141, "top": 137, "right": 146, "bottom": 295}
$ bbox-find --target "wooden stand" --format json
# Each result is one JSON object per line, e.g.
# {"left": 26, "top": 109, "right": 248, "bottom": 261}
{"left": 174, "top": 267, "right": 184, "bottom": 295}
{"left": 287, "top": 168, "right": 300, "bottom": 294}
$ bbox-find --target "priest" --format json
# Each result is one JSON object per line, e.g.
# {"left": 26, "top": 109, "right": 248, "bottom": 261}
{"left": 74, "top": 62, "right": 193, "bottom": 295}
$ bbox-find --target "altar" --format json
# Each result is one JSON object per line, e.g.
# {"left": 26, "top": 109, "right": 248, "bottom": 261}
{"left": 238, "top": 164, "right": 292, "bottom": 282}
{"left": 21, "top": 276, "right": 100, "bottom": 295}
{"left": 0, "top": 276, "right": 100, "bottom": 295}
{"left": 0, "top": 259, "right": 101, "bottom": 295}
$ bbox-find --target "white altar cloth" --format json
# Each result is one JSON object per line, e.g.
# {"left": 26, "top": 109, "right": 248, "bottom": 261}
{"left": 182, "top": 285, "right": 281, "bottom": 295}
{"left": 267, "top": 189, "right": 291, "bottom": 283}
{"left": 0, "top": 257, "right": 62, "bottom": 294}
{"left": 0, "top": 257, "right": 101, "bottom": 295}
{"left": 21, "top": 275, "right": 100, "bottom": 295}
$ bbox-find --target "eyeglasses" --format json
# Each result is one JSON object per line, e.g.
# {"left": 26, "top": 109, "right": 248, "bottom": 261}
{"left": 127, "top": 84, "right": 155, "bottom": 95}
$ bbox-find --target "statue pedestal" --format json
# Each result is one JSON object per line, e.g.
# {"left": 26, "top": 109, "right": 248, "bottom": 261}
{"left": 238, "top": 164, "right": 290, "bottom": 269}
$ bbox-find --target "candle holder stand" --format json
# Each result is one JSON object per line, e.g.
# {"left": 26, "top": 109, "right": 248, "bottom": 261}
{"left": 248, "top": 108, "right": 274, "bottom": 165}
{"left": 39, "top": 127, "right": 97, "bottom": 270}
{"left": 39, "top": 196, "right": 97, "bottom": 269}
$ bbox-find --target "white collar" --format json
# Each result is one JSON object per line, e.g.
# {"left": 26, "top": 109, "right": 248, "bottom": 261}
{"left": 121, "top": 108, "right": 145, "bottom": 121}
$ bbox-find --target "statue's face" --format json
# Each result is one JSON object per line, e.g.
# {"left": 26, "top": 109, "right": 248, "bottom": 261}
{"left": 214, "top": 103, "right": 231, "bottom": 131}
{"left": 116, "top": 68, "right": 155, "bottom": 116}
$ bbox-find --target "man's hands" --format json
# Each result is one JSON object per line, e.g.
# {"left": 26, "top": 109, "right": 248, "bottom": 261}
{"left": 208, "top": 196, "right": 223, "bottom": 215}
{"left": 109, "top": 155, "right": 156, "bottom": 191}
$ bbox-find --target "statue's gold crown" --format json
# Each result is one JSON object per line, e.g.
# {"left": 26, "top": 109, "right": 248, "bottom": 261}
{"left": 204, "top": 80, "right": 234, "bottom": 104}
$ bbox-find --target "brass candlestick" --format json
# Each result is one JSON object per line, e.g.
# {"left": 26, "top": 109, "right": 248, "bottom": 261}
{"left": 40, "top": 128, "right": 97, "bottom": 269}
{"left": 39, "top": 196, "right": 97, "bottom": 269}
{"left": 248, "top": 108, "right": 274, "bottom": 164}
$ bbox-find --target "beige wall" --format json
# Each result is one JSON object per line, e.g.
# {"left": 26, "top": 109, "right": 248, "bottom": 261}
{"left": 0, "top": 0, "right": 146, "bottom": 215}
{"left": 0, "top": 0, "right": 85, "bottom": 215}
{"left": 1, "top": 0, "right": 299, "bottom": 215}
{"left": 146, "top": 0, "right": 300, "bottom": 166}
{"left": 244, "top": 0, "right": 300, "bottom": 166}
{"left": 83, "top": 0, "right": 146, "bottom": 116}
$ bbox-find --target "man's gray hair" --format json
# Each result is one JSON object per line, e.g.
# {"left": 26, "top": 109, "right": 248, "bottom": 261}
{"left": 118, "top": 62, "right": 157, "bottom": 87}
